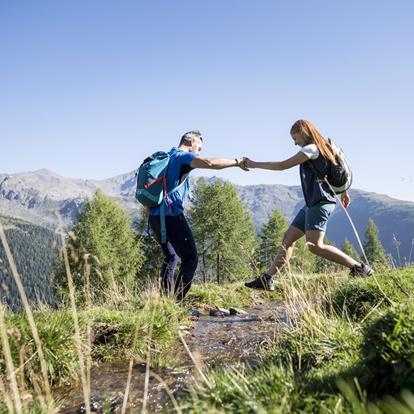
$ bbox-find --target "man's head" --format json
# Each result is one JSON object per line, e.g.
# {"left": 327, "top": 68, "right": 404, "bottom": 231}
{"left": 179, "top": 130, "right": 203, "bottom": 154}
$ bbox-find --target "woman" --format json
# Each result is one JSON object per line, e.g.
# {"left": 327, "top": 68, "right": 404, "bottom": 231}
{"left": 244, "top": 119, "right": 373, "bottom": 291}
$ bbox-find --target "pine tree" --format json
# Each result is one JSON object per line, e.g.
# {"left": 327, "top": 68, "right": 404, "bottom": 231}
{"left": 188, "top": 179, "right": 256, "bottom": 284}
{"left": 342, "top": 238, "right": 360, "bottom": 261}
{"left": 287, "top": 237, "right": 315, "bottom": 274}
{"left": 55, "top": 190, "right": 144, "bottom": 299}
{"left": 134, "top": 206, "right": 164, "bottom": 284}
{"left": 255, "top": 208, "right": 288, "bottom": 272}
{"left": 313, "top": 237, "right": 342, "bottom": 273}
{"left": 363, "top": 218, "right": 390, "bottom": 269}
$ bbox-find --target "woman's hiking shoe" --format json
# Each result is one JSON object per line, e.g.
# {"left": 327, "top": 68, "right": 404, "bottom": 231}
{"left": 350, "top": 262, "right": 374, "bottom": 277}
{"left": 244, "top": 273, "right": 275, "bottom": 291}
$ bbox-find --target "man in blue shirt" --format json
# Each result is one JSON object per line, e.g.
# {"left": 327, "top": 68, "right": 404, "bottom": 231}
{"left": 148, "top": 130, "right": 247, "bottom": 301}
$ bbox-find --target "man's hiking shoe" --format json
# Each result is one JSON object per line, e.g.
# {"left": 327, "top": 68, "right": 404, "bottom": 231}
{"left": 244, "top": 273, "right": 275, "bottom": 291}
{"left": 350, "top": 262, "right": 374, "bottom": 278}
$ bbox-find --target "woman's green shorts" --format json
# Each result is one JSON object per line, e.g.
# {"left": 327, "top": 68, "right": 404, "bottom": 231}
{"left": 291, "top": 202, "right": 336, "bottom": 233}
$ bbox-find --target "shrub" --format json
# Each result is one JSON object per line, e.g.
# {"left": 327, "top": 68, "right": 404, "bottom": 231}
{"left": 329, "top": 268, "right": 414, "bottom": 321}
{"left": 266, "top": 309, "right": 361, "bottom": 373}
{"left": 361, "top": 303, "right": 414, "bottom": 395}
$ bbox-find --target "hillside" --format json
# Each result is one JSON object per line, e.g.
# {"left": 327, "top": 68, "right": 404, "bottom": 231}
{"left": 1, "top": 169, "right": 414, "bottom": 262}
{"left": 0, "top": 215, "right": 59, "bottom": 311}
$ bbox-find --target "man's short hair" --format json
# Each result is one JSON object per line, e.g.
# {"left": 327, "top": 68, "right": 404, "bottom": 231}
{"left": 179, "top": 130, "right": 203, "bottom": 146}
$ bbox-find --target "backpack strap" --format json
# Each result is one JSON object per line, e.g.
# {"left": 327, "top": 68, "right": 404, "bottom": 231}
{"left": 167, "top": 176, "right": 189, "bottom": 197}
{"left": 160, "top": 202, "right": 167, "bottom": 244}
{"left": 159, "top": 176, "right": 190, "bottom": 244}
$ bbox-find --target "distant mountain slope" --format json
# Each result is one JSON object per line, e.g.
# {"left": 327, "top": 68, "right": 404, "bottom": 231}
{"left": 0, "top": 215, "right": 59, "bottom": 310}
{"left": 1, "top": 169, "right": 413, "bottom": 263}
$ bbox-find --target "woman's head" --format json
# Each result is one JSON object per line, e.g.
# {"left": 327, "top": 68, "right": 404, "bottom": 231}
{"left": 290, "top": 119, "right": 336, "bottom": 164}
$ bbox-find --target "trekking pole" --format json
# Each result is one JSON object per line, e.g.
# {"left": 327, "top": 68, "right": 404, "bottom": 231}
{"left": 323, "top": 178, "right": 395, "bottom": 304}
{"left": 322, "top": 178, "right": 370, "bottom": 265}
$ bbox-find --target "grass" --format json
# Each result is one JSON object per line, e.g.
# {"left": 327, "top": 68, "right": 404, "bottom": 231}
{"left": 2, "top": 219, "right": 414, "bottom": 414}
{"left": 1, "top": 289, "right": 188, "bottom": 388}
{"left": 186, "top": 281, "right": 279, "bottom": 309}
{"left": 182, "top": 266, "right": 414, "bottom": 413}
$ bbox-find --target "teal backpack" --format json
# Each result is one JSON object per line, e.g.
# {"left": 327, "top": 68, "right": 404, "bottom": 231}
{"left": 135, "top": 151, "right": 188, "bottom": 243}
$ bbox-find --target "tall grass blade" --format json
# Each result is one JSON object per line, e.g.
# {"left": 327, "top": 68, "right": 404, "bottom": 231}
{"left": 57, "top": 218, "right": 91, "bottom": 414}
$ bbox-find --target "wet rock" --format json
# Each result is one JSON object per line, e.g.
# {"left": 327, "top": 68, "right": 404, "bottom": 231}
{"left": 91, "top": 324, "right": 119, "bottom": 346}
{"left": 216, "top": 307, "right": 231, "bottom": 316}
{"left": 190, "top": 309, "right": 201, "bottom": 318}
{"left": 208, "top": 308, "right": 222, "bottom": 317}
{"left": 229, "top": 307, "right": 248, "bottom": 315}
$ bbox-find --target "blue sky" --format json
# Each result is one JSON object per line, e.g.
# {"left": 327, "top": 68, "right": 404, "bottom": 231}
{"left": 1, "top": 1, "right": 414, "bottom": 201}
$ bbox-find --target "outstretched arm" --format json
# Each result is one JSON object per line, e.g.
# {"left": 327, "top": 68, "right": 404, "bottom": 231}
{"left": 245, "top": 151, "right": 309, "bottom": 171}
{"left": 191, "top": 156, "right": 248, "bottom": 170}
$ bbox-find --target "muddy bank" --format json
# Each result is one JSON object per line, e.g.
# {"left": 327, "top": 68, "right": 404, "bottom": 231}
{"left": 57, "top": 301, "right": 295, "bottom": 413}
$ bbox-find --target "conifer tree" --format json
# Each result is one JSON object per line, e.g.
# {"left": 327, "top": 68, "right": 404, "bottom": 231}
{"left": 342, "top": 238, "right": 360, "bottom": 261}
{"left": 363, "top": 218, "right": 390, "bottom": 269}
{"left": 256, "top": 208, "right": 288, "bottom": 272}
{"left": 55, "top": 190, "right": 144, "bottom": 299}
{"left": 188, "top": 179, "right": 256, "bottom": 284}
{"left": 313, "top": 237, "right": 342, "bottom": 273}
{"left": 288, "top": 238, "right": 316, "bottom": 274}
{"left": 135, "top": 206, "right": 164, "bottom": 284}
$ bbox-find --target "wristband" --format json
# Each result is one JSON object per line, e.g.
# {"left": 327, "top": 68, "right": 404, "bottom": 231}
{"left": 235, "top": 158, "right": 239, "bottom": 166}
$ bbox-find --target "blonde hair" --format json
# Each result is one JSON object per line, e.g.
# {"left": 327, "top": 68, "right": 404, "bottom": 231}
{"left": 290, "top": 119, "right": 337, "bottom": 165}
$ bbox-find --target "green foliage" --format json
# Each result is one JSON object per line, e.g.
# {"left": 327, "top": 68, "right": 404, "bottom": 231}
{"left": 0, "top": 216, "right": 59, "bottom": 311}
{"left": 0, "top": 289, "right": 188, "bottom": 389}
{"left": 55, "top": 191, "right": 145, "bottom": 301}
{"left": 289, "top": 237, "right": 316, "bottom": 274}
{"left": 134, "top": 207, "right": 163, "bottom": 284}
{"left": 187, "top": 282, "right": 277, "bottom": 309}
{"left": 313, "top": 237, "right": 342, "bottom": 274}
{"left": 89, "top": 291, "right": 186, "bottom": 366}
{"left": 3, "top": 310, "right": 81, "bottom": 386}
{"left": 188, "top": 179, "right": 257, "bottom": 284}
{"left": 185, "top": 354, "right": 355, "bottom": 413}
{"left": 361, "top": 303, "right": 414, "bottom": 395}
{"left": 364, "top": 218, "right": 391, "bottom": 270}
{"left": 255, "top": 208, "right": 287, "bottom": 272}
{"left": 267, "top": 309, "right": 362, "bottom": 373}
{"left": 330, "top": 267, "right": 414, "bottom": 321}
{"left": 342, "top": 238, "right": 360, "bottom": 262}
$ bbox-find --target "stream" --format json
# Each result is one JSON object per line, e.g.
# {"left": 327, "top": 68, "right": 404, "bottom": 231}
{"left": 57, "top": 301, "right": 297, "bottom": 413}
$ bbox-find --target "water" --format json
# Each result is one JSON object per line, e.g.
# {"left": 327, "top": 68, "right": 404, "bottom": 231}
{"left": 56, "top": 301, "right": 294, "bottom": 413}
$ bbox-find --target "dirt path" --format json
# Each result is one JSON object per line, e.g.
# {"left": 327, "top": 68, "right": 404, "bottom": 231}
{"left": 57, "top": 301, "right": 291, "bottom": 413}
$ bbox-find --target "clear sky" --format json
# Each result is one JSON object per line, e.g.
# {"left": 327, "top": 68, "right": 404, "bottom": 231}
{"left": 1, "top": 1, "right": 414, "bottom": 201}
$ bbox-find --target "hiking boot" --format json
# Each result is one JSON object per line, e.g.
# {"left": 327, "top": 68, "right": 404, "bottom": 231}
{"left": 350, "top": 262, "right": 374, "bottom": 277}
{"left": 244, "top": 273, "right": 275, "bottom": 291}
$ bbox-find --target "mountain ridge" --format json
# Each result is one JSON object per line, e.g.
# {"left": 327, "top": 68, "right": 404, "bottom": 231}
{"left": 1, "top": 169, "right": 414, "bottom": 264}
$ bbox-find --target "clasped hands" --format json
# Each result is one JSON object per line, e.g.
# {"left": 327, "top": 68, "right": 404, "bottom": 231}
{"left": 236, "top": 157, "right": 254, "bottom": 171}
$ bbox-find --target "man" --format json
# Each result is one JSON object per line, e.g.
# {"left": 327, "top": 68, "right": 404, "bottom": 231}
{"left": 148, "top": 130, "right": 247, "bottom": 301}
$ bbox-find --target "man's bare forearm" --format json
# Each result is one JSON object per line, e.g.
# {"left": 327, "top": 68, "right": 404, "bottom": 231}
{"left": 191, "top": 157, "right": 239, "bottom": 170}
{"left": 208, "top": 158, "right": 239, "bottom": 169}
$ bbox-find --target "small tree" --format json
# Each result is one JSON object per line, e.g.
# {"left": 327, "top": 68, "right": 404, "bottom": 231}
{"left": 289, "top": 238, "right": 316, "bottom": 275}
{"left": 342, "top": 238, "right": 360, "bottom": 262}
{"left": 313, "top": 237, "right": 342, "bottom": 273}
{"left": 55, "top": 190, "right": 144, "bottom": 301}
{"left": 363, "top": 218, "right": 390, "bottom": 270}
{"left": 189, "top": 179, "right": 256, "bottom": 284}
{"left": 255, "top": 208, "right": 288, "bottom": 272}
{"left": 135, "top": 207, "right": 164, "bottom": 284}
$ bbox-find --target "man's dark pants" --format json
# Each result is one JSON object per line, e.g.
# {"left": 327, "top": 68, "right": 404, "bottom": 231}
{"left": 148, "top": 214, "right": 198, "bottom": 301}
